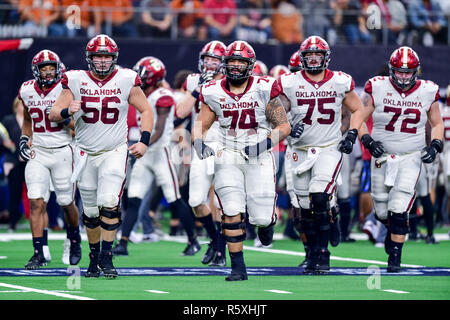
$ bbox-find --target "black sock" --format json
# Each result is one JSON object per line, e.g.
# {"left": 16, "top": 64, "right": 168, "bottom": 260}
{"left": 421, "top": 195, "right": 435, "bottom": 236}
{"left": 198, "top": 214, "right": 218, "bottom": 248}
{"left": 338, "top": 199, "right": 351, "bottom": 238}
{"left": 101, "top": 240, "right": 113, "bottom": 253}
{"left": 121, "top": 197, "right": 141, "bottom": 238}
{"left": 42, "top": 229, "right": 48, "bottom": 246}
{"left": 390, "top": 240, "right": 404, "bottom": 255}
{"left": 89, "top": 242, "right": 100, "bottom": 254}
{"left": 170, "top": 199, "right": 195, "bottom": 240}
{"left": 32, "top": 237, "right": 44, "bottom": 255}
{"left": 67, "top": 226, "right": 80, "bottom": 243}
{"left": 170, "top": 225, "right": 178, "bottom": 236}
{"left": 215, "top": 222, "right": 226, "bottom": 255}
{"left": 229, "top": 251, "right": 246, "bottom": 273}
{"left": 119, "top": 238, "right": 128, "bottom": 248}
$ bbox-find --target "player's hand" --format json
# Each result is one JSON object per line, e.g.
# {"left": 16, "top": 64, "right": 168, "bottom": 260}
{"left": 361, "top": 134, "right": 384, "bottom": 158}
{"left": 241, "top": 138, "right": 272, "bottom": 161}
{"left": 68, "top": 100, "right": 81, "bottom": 115}
{"left": 289, "top": 122, "right": 304, "bottom": 138}
{"left": 19, "top": 135, "right": 31, "bottom": 161}
{"left": 421, "top": 139, "right": 443, "bottom": 163}
{"left": 198, "top": 70, "right": 215, "bottom": 87}
{"left": 338, "top": 129, "right": 358, "bottom": 154}
{"left": 128, "top": 142, "right": 147, "bottom": 159}
{"left": 193, "top": 139, "right": 215, "bottom": 160}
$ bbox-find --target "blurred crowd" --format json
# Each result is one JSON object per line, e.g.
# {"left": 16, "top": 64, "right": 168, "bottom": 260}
{"left": 0, "top": 0, "right": 449, "bottom": 45}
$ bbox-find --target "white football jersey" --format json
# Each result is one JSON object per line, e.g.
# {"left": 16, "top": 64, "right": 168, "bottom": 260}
{"left": 280, "top": 69, "right": 355, "bottom": 148}
{"left": 200, "top": 75, "right": 280, "bottom": 151}
{"left": 62, "top": 68, "right": 141, "bottom": 154}
{"left": 440, "top": 101, "right": 450, "bottom": 149}
{"left": 19, "top": 80, "right": 72, "bottom": 148}
{"left": 365, "top": 77, "right": 439, "bottom": 154}
{"left": 136, "top": 87, "right": 175, "bottom": 151}
{"left": 184, "top": 73, "right": 220, "bottom": 142}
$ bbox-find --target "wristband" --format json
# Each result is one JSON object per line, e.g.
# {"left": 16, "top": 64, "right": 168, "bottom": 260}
{"left": 430, "top": 139, "right": 443, "bottom": 153}
{"left": 139, "top": 131, "right": 151, "bottom": 146}
{"left": 60, "top": 108, "right": 71, "bottom": 119}
{"left": 191, "top": 89, "right": 200, "bottom": 100}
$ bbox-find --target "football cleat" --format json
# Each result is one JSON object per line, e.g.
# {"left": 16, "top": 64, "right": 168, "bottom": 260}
{"left": 225, "top": 270, "right": 248, "bottom": 281}
{"left": 257, "top": 225, "right": 274, "bottom": 247}
{"left": 316, "top": 249, "right": 330, "bottom": 274}
{"left": 426, "top": 235, "right": 439, "bottom": 244}
{"left": 387, "top": 251, "right": 402, "bottom": 273}
{"left": 142, "top": 233, "right": 160, "bottom": 243}
{"left": 181, "top": 239, "right": 201, "bottom": 256}
{"left": 62, "top": 238, "right": 70, "bottom": 265}
{"left": 209, "top": 252, "right": 226, "bottom": 267}
{"left": 25, "top": 253, "right": 47, "bottom": 270}
{"left": 43, "top": 245, "right": 51, "bottom": 262}
{"left": 112, "top": 242, "right": 129, "bottom": 256}
{"left": 201, "top": 243, "right": 217, "bottom": 265}
{"left": 99, "top": 251, "right": 118, "bottom": 279}
{"left": 85, "top": 252, "right": 100, "bottom": 278}
{"left": 69, "top": 238, "right": 82, "bottom": 265}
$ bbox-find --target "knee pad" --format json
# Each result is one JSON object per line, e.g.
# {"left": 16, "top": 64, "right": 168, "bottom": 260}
{"left": 310, "top": 192, "right": 330, "bottom": 214}
{"left": 98, "top": 193, "right": 120, "bottom": 210}
{"left": 82, "top": 212, "right": 100, "bottom": 229}
{"left": 55, "top": 193, "right": 73, "bottom": 207}
{"left": 388, "top": 211, "right": 408, "bottom": 235}
{"left": 221, "top": 213, "right": 246, "bottom": 243}
{"left": 99, "top": 207, "right": 122, "bottom": 231}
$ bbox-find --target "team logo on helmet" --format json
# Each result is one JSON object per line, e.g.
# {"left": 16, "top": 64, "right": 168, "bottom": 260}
{"left": 253, "top": 60, "right": 268, "bottom": 76}
{"left": 299, "top": 36, "right": 331, "bottom": 74}
{"left": 85, "top": 34, "right": 119, "bottom": 77}
{"left": 133, "top": 56, "right": 166, "bottom": 88}
{"left": 269, "top": 65, "right": 289, "bottom": 79}
{"left": 288, "top": 51, "right": 301, "bottom": 72}
{"left": 198, "top": 40, "right": 226, "bottom": 75}
{"left": 389, "top": 46, "right": 420, "bottom": 90}
{"left": 31, "top": 49, "right": 63, "bottom": 86}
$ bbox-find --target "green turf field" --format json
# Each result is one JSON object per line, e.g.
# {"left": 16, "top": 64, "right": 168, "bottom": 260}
{"left": 0, "top": 220, "right": 449, "bottom": 302}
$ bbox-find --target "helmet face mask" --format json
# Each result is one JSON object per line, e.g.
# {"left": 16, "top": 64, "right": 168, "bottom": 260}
{"left": 31, "top": 50, "right": 62, "bottom": 87}
{"left": 389, "top": 46, "right": 420, "bottom": 90}
{"left": 198, "top": 41, "right": 226, "bottom": 75}
{"left": 86, "top": 34, "right": 119, "bottom": 77}
{"left": 299, "top": 36, "right": 330, "bottom": 74}
{"left": 224, "top": 41, "right": 256, "bottom": 85}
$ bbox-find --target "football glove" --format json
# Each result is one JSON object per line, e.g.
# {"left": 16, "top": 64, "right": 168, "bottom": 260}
{"left": 289, "top": 122, "right": 304, "bottom": 138}
{"left": 421, "top": 139, "right": 443, "bottom": 163}
{"left": 338, "top": 129, "right": 358, "bottom": 154}
{"left": 19, "top": 135, "right": 31, "bottom": 161}
{"left": 193, "top": 139, "right": 215, "bottom": 160}
{"left": 241, "top": 138, "right": 272, "bottom": 161}
{"left": 361, "top": 134, "right": 384, "bottom": 158}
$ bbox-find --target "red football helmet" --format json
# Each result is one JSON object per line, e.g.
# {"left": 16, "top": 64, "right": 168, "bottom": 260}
{"left": 198, "top": 40, "right": 226, "bottom": 74}
{"left": 269, "top": 65, "right": 289, "bottom": 78}
{"left": 389, "top": 46, "right": 420, "bottom": 90}
{"left": 31, "top": 49, "right": 63, "bottom": 86}
{"left": 288, "top": 51, "right": 301, "bottom": 72}
{"left": 253, "top": 60, "right": 268, "bottom": 76}
{"left": 224, "top": 40, "right": 256, "bottom": 84}
{"left": 60, "top": 62, "right": 67, "bottom": 74}
{"left": 85, "top": 34, "right": 119, "bottom": 76}
{"left": 299, "top": 36, "right": 331, "bottom": 74}
{"left": 133, "top": 56, "right": 166, "bottom": 88}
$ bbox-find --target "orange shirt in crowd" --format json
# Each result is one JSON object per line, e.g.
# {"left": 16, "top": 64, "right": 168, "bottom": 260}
{"left": 97, "top": 0, "right": 134, "bottom": 24}
{"left": 61, "top": 0, "right": 101, "bottom": 28}
{"left": 171, "top": 0, "right": 204, "bottom": 30}
{"left": 19, "top": 0, "right": 60, "bottom": 25}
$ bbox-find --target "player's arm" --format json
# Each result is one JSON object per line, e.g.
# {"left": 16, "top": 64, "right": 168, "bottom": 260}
{"left": 49, "top": 88, "right": 79, "bottom": 122}
{"left": 266, "top": 96, "right": 291, "bottom": 145}
{"left": 358, "top": 92, "right": 384, "bottom": 158}
{"left": 422, "top": 101, "right": 444, "bottom": 163}
{"left": 338, "top": 90, "right": 366, "bottom": 154}
{"left": 19, "top": 106, "right": 33, "bottom": 161}
{"left": 279, "top": 92, "right": 291, "bottom": 112}
{"left": 191, "top": 102, "right": 216, "bottom": 159}
{"left": 128, "top": 86, "right": 154, "bottom": 159}
{"left": 176, "top": 91, "right": 197, "bottom": 119}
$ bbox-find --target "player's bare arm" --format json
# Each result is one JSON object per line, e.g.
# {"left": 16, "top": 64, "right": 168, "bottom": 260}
{"left": 148, "top": 106, "right": 170, "bottom": 146}
{"left": 358, "top": 92, "right": 384, "bottom": 158}
{"left": 22, "top": 107, "right": 33, "bottom": 138}
{"left": 340, "top": 106, "right": 350, "bottom": 134}
{"left": 176, "top": 91, "right": 197, "bottom": 118}
{"left": 279, "top": 92, "right": 291, "bottom": 112}
{"left": 128, "top": 86, "right": 154, "bottom": 158}
{"left": 266, "top": 96, "right": 291, "bottom": 145}
{"left": 342, "top": 90, "right": 365, "bottom": 132}
{"left": 427, "top": 101, "right": 444, "bottom": 142}
{"left": 191, "top": 102, "right": 216, "bottom": 143}
{"left": 49, "top": 88, "right": 78, "bottom": 122}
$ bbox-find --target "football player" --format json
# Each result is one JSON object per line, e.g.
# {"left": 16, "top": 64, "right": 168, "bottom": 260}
{"left": 359, "top": 46, "right": 444, "bottom": 272}
{"left": 279, "top": 36, "right": 365, "bottom": 274}
{"left": 288, "top": 51, "right": 301, "bottom": 73}
{"left": 19, "top": 50, "right": 81, "bottom": 270}
{"left": 49, "top": 35, "right": 154, "bottom": 278}
{"left": 252, "top": 60, "right": 268, "bottom": 77}
{"left": 176, "top": 41, "right": 227, "bottom": 266}
{"left": 192, "top": 40, "right": 291, "bottom": 281}
{"left": 113, "top": 56, "right": 200, "bottom": 257}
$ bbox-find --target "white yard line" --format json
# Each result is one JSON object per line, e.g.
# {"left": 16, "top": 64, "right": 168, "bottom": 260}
{"left": 0, "top": 282, "right": 95, "bottom": 300}
{"left": 264, "top": 289, "right": 292, "bottom": 294}
{"left": 383, "top": 289, "right": 410, "bottom": 294}
{"left": 145, "top": 290, "right": 169, "bottom": 294}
